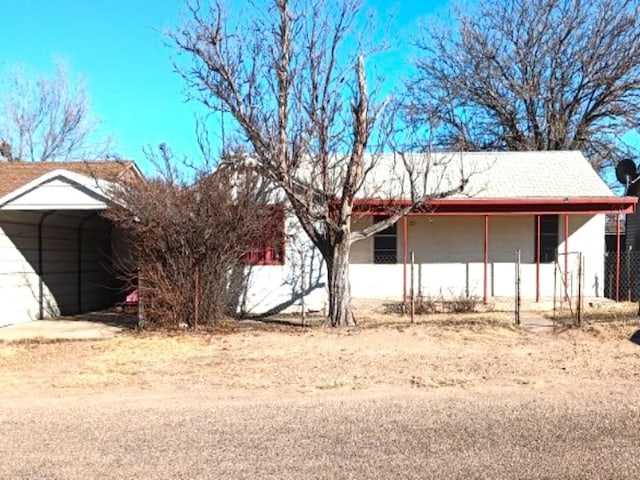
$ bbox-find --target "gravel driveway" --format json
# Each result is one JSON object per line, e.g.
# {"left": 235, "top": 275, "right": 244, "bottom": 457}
{"left": 2, "top": 385, "right": 640, "bottom": 479}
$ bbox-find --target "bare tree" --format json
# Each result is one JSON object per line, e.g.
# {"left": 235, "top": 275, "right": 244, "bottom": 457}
{"left": 104, "top": 147, "right": 270, "bottom": 327}
{"left": 0, "top": 62, "right": 112, "bottom": 161}
{"left": 170, "top": 0, "right": 466, "bottom": 327}
{"left": 408, "top": 0, "right": 640, "bottom": 172}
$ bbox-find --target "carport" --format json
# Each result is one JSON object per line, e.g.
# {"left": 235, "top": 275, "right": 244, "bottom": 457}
{"left": 0, "top": 162, "right": 139, "bottom": 327}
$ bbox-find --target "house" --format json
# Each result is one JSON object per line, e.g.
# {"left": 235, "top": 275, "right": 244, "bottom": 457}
{"left": 0, "top": 161, "right": 140, "bottom": 327}
{"left": 240, "top": 151, "right": 636, "bottom": 314}
{"left": 0, "top": 152, "right": 632, "bottom": 327}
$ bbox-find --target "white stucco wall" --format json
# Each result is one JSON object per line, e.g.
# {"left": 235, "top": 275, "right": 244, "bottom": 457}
{"left": 239, "top": 216, "right": 327, "bottom": 315}
{"left": 242, "top": 213, "right": 607, "bottom": 314}
{"left": 348, "top": 214, "right": 605, "bottom": 300}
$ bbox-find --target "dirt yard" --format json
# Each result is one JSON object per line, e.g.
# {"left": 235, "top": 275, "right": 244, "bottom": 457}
{"left": 3, "top": 305, "right": 640, "bottom": 479}
{"left": 2, "top": 303, "right": 640, "bottom": 401}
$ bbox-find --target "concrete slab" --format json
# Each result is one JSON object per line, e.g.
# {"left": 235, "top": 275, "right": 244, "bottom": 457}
{"left": 519, "top": 311, "right": 558, "bottom": 333}
{"left": 0, "top": 321, "right": 122, "bottom": 341}
{"left": 0, "top": 313, "right": 133, "bottom": 342}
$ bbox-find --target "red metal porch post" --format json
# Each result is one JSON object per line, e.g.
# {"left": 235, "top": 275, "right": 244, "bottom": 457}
{"left": 484, "top": 215, "right": 489, "bottom": 304}
{"left": 616, "top": 213, "right": 621, "bottom": 302}
{"left": 536, "top": 215, "right": 541, "bottom": 302}
{"left": 403, "top": 215, "right": 408, "bottom": 305}
{"left": 564, "top": 214, "right": 569, "bottom": 301}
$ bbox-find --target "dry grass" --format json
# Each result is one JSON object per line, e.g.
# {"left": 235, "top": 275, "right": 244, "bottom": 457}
{"left": 545, "top": 301, "right": 640, "bottom": 327}
{"left": 358, "top": 311, "right": 515, "bottom": 330}
{"left": 1, "top": 301, "right": 640, "bottom": 402}
{"left": 350, "top": 298, "right": 514, "bottom": 331}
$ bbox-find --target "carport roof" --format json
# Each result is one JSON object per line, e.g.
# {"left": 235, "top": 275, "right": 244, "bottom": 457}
{"left": 0, "top": 160, "right": 140, "bottom": 198}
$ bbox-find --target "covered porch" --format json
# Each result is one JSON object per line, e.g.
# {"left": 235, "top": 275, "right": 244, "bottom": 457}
{"left": 349, "top": 197, "right": 637, "bottom": 304}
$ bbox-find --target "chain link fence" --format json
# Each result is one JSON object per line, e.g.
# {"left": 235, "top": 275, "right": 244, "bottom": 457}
{"left": 604, "top": 248, "right": 640, "bottom": 302}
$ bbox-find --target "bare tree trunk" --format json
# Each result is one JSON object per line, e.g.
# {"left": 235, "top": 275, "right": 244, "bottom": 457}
{"left": 326, "top": 237, "right": 355, "bottom": 327}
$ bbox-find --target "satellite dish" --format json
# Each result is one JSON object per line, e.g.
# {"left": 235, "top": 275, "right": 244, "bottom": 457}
{"left": 615, "top": 159, "right": 637, "bottom": 185}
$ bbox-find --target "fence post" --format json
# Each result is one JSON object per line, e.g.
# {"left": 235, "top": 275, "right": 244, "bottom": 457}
{"left": 410, "top": 252, "right": 415, "bottom": 324}
{"left": 553, "top": 259, "right": 557, "bottom": 322}
{"left": 515, "top": 249, "right": 521, "bottom": 326}
{"left": 616, "top": 213, "right": 621, "bottom": 302}
{"left": 576, "top": 252, "right": 583, "bottom": 327}
{"left": 194, "top": 264, "right": 199, "bottom": 329}
{"left": 627, "top": 246, "right": 633, "bottom": 302}
{"left": 608, "top": 269, "right": 613, "bottom": 300}
{"left": 300, "top": 249, "right": 306, "bottom": 327}
{"left": 138, "top": 268, "right": 144, "bottom": 326}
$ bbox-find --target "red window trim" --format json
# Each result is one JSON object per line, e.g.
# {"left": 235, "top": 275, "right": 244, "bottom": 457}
{"left": 243, "top": 203, "right": 286, "bottom": 266}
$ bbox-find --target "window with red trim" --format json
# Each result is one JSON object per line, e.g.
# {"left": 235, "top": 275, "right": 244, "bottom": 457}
{"left": 243, "top": 204, "right": 286, "bottom": 265}
{"left": 534, "top": 214, "right": 558, "bottom": 263}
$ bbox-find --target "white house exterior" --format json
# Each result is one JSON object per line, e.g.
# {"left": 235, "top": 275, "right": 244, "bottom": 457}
{"left": 240, "top": 151, "right": 636, "bottom": 314}
{"left": 0, "top": 161, "right": 139, "bottom": 327}
{"left": 0, "top": 152, "right": 634, "bottom": 327}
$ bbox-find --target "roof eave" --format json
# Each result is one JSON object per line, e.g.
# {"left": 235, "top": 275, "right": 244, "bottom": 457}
{"left": 352, "top": 196, "right": 638, "bottom": 216}
{"left": 0, "top": 169, "right": 118, "bottom": 210}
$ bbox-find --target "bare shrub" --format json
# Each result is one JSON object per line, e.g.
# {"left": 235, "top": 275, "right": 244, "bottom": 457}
{"left": 385, "top": 295, "right": 474, "bottom": 316}
{"left": 104, "top": 154, "right": 271, "bottom": 328}
{"left": 414, "top": 296, "right": 438, "bottom": 315}
{"left": 444, "top": 293, "right": 480, "bottom": 314}
{"left": 383, "top": 302, "right": 405, "bottom": 315}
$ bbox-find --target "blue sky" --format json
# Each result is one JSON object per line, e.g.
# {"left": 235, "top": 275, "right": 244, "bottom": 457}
{"left": 0, "top": 0, "right": 449, "bottom": 174}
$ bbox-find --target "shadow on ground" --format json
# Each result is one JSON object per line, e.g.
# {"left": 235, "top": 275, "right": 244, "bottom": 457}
{"left": 629, "top": 329, "right": 640, "bottom": 345}
{"left": 66, "top": 311, "right": 138, "bottom": 330}
{"left": 236, "top": 316, "right": 323, "bottom": 330}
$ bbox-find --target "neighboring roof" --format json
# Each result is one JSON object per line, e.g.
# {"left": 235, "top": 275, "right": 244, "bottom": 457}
{"left": 0, "top": 160, "right": 141, "bottom": 198}
{"left": 357, "top": 150, "right": 615, "bottom": 200}
{"left": 606, "top": 214, "right": 626, "bottom": 235}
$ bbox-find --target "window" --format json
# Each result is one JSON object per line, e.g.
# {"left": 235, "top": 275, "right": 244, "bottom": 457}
{"left": 535, "top": 215, "right": 558, "bottom": 263}
{"left": 244, "top": 205, "right": 285, "bottom": 266}
{"left": 373, "top": 215, "right": 397, "bottom": 264}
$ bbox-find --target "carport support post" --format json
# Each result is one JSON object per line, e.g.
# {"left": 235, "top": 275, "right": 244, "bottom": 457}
{"left": 38, "top": 212, "right": 54, "bottom": 320}
{"left": 77, "top": 214, "right": 97, "bottom": 314}
{"left": 77, "top": 225, "right": 82, "bottom": 313}
{"left": 483, "top": 215, "right": 488, "bottom": 304}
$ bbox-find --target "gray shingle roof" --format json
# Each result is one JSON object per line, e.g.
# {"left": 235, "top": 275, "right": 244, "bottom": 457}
{"left": 357, "top": 150, "right": 614, "bottom": 200}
